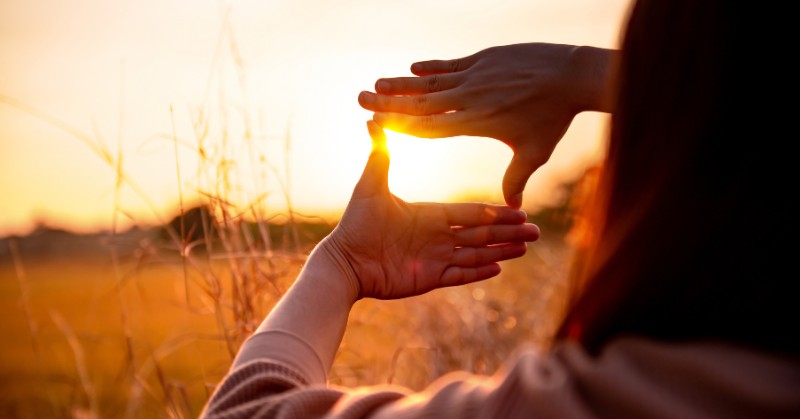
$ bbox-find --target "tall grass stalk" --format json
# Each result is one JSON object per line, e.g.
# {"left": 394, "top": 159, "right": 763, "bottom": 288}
{"left": 8, "top": 239, "right": 41, "bottom": 373}
{"left": 0, "top": 4, "right": 579, "bottom": 416}
{"left": 1, "top": 7, "right": 302, "bottom": 414}
{"left": 50, "top": 310, "right": 99, "bottom": 419}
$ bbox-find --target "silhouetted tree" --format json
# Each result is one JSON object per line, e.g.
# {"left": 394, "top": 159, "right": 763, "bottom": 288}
{"left": 162, "top": 205, "right": 215, "bottom": 245}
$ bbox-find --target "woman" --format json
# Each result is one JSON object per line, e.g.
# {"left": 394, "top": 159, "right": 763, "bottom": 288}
{"left": 202, "top": 0, "right": 800, "bottom": 417}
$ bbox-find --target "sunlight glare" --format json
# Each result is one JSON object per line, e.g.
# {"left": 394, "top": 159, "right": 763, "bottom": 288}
{"left": 384, "top": 130, "right": 469, "bottom": 203}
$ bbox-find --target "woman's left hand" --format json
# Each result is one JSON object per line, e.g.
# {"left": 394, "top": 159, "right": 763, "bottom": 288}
{"left": 325, "top": 121, "right": 540, "bottom": 300}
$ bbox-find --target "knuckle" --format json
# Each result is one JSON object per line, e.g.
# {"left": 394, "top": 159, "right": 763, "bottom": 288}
{"left": 396, "top": 78, "right": 408, "bottom": 93}
{"left": 412, "top": 95, "right": 428, "bottom": 114}
{"left": 426, "top": 75, "right": 441, "bottom": 92}
{"left": 419, "top": 115, "right": 437, "bottom": 133}
{"left": 449, "top": 58, "right": 461, "bottom": 73}
{"left": 482, "top": 46, "right": 499, "bottom": 57}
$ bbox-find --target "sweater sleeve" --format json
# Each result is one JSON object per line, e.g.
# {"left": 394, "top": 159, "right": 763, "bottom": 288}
{"left": 200, "top": 330, "right": 597, "bottom": 419}
{"left": 199, "top": 329, "right": 412, "bottom": 418}
{"left": 201, "top": 335, "right": 800, "bottom": 419}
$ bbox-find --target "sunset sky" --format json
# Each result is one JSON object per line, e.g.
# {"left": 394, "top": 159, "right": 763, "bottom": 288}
{"left": 0, "top": 0, "right": 631, "bottom": 236}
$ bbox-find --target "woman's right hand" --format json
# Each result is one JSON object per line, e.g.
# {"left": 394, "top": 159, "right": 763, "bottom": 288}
{"left": 324, "top": 121, "right": 540, "bottom": 301}
{"left": 358, "top": 43, "right": 615, "bottom": 208}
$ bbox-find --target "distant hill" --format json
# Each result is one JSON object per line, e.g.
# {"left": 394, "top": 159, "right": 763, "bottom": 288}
{"left": 0, "top": 225, "right": 155, "bottom": 261}
{"left": 1, "top": 168, "right": 593, "bottom": 263}
{"left": 159, "top": 205, "right": 335, "bottom": 253}
{"left": 0, "top": 215, "right": 336, "bottom": 262}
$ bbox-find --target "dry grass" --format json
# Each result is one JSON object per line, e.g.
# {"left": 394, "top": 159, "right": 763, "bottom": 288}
{"left": 0, "top": 223, "right": 572, "bottom": 418}
{"left": 0, "top": 9, "right": 581, "bottom": 417}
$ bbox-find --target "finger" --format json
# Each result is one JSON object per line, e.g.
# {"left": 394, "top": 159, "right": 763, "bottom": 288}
{"left": 373, "top": 111, "right": 476, "bottom": 138}
{"left": 441, "top": 203, "right": 527, "bottom": 226}
{"left": 359, "top": 90, "right": 457, "bottom": 116}
{"left": 453, "top": 224, "right": 540, "bottom": 247}
{"left": 440, "top": 263, "right": 501, "bottom": 287}
{"left": 410, "top": 54, "right": 480, "bottom": 76}
{"left": 452, "top": 243, "right": 528, "bottom": 267}
{"left": 374, "top": 74, "right": 461, "bottom": 95}
{"left": 503, "top": 154, "right": 540, "bottom": 209}
{"left": 352, "top": 121, "right": 389, "bottom": 197}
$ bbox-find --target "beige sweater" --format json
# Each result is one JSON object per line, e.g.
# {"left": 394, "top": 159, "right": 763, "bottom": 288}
{"left": 201, "top": 332, "right": 800, "bottom": 418}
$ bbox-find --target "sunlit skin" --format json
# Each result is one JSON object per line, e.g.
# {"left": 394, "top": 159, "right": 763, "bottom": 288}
{"left": 330, "top": 121, "right": 540, "bottom": 299}
{"left": 0, "top": 0, "right": 630, "bottom": 237}
{"left": 0, "top": 3, "right": 633, "bottom": 416}
{"left": 254, "top": 120, "right": 541, "bottom": 375}
{"left": 358, "top": 43, "right": 616, "bottom": 208}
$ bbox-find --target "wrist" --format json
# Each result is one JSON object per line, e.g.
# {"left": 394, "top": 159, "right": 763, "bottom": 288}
{"left": 255, "top": 234, "right": 359, "bottom": 376}
{"left": 304, "top": 236, "right": 362, "bottom": 304}
{"left": 569, "top": 45, "right": 616, "bottom": 113}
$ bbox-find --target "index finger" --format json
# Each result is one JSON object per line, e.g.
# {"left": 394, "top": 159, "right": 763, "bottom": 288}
{"left": 375, "top": 73, "right": 461, "bottom": 95}
{"left": 410, "top": 54, "right": 480, "bottom": 76}
{"left": 438, "top": 203, "right": 528, "bottom": 226}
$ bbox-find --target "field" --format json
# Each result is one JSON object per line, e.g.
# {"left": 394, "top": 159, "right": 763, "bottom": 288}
{"left": 0, "top": 212, "right": 575, "bottom": 418}
{"left": 0, "top": 1, "right": 623, "bottom": 417}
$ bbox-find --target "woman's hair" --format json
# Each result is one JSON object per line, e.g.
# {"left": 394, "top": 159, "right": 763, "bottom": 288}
{"left": 556, "top": 0, "right": 797, "bottom": 356}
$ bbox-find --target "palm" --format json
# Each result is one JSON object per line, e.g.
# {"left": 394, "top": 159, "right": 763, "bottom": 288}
{"left": 336, "top": 194, "right": 455, "bottom": 299}
{"left": 325, "top": 122, "right": 540, "bottom": 300}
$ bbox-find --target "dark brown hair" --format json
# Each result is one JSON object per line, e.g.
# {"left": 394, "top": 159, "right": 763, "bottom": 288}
{"left": 557, "top": 0, "right": 797, "bottom": 356}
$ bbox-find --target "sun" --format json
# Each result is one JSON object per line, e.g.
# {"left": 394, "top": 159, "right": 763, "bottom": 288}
{"left": 251, "top": 46, "right": 515, "bottom": 219}
{"left": 383, "top": 130, "right": 466, "bottom": 203}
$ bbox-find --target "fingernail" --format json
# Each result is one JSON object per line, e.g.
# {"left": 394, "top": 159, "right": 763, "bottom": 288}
{"left": 410, "top": 63, "right": 421, "bottom": 73}
{"left": 376, "top": 80, "right": 390, "bottom": 93}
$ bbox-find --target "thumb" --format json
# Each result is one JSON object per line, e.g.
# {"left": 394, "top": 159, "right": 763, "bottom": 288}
{"left": 353, "top": 121, "right": 390, "bottom": 198}
{"left": 503, "top": 154, "right": 536, "bottom": 209}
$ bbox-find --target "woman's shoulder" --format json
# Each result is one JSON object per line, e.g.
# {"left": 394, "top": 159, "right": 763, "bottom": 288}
{"left": 203, "top": 336, "right": 800, "bottom": 419}
{"left": 372, "top": 337, "right": 800, "bottom": 418}
{"left": 543, "top": 336, "right": 800, "bottom": 419}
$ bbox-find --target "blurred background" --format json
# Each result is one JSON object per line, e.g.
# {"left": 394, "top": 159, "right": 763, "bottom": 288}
{"left": 0, "top": 0, "right": 629, "bottom": 417}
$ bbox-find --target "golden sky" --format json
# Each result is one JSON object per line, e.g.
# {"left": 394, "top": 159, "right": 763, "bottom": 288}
{"left": 0, "top": 0, "right": 630, "bottom": 236}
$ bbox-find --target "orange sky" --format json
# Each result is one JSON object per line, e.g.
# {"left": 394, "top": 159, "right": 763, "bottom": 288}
{"left": 0, "top": 0, "right": 630, "bottom": 236}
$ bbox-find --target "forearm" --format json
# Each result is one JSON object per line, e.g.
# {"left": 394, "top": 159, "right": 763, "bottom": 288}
{"left": 569, "top": 45, "right": 618, "bottom": 113}
{"left": 232, "top": 237, "right": 359, "bottom": 383}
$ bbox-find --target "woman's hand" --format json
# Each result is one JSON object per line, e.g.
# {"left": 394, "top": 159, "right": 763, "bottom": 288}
{"left": 325, "top": 121, "right": 540, "bottom": 300}
{"left": 358, "top": 43, "right": 615, "bottom": 208}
